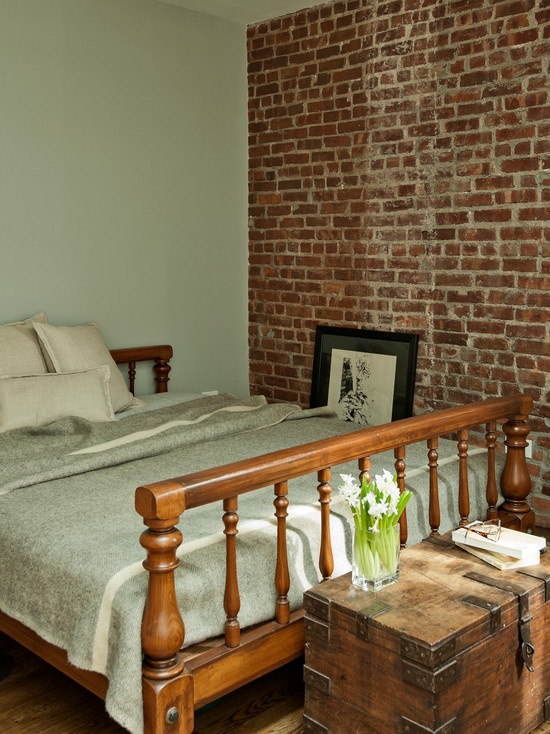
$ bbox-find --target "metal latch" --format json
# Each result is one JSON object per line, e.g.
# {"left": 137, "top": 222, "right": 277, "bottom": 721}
{"left": 464, "top": 570, "right": 536, "bottom": 673}
{"left": 518, "top": 591, "right": 535, "bottom": 672}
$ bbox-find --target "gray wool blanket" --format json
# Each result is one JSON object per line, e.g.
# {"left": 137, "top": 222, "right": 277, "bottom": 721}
{"left": 0, "top": 394, "right": 493, "bottom": 734}
{"left": 0, "top": 393, "right": 332, "bottom": 496}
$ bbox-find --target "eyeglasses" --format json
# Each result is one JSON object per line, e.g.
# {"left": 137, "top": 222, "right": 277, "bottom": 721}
{"left": 463, "top": 519, "right": 501, "bottom": 542}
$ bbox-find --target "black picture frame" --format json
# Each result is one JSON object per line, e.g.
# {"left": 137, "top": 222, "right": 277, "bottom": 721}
{"left": 310, "top": 326, "right": 419, "bottom": 425}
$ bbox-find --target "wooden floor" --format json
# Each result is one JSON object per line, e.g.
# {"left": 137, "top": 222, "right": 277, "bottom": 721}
{"left": 0, "top": 632, "right": 304, "bottom": 733}
{"left": 2, "top": 630, "right": 550, "bottom": 734}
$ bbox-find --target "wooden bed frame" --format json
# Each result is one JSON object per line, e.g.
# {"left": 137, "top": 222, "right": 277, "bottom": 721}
{"left": 0, "top": 345, "right": 535, "bottom": 734}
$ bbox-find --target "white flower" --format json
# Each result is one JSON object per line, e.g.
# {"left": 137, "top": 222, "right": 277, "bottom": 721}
{"left": 365, "top": 490, "right": 377, "bottom": 506}
{"left": 338, "top": 469, "right": 411, "bottom": 534}
{"left": 340, "top": 473, "right": 357, "bottom": 489}
{"left": 338, "top": 473, "right": 361, "bottom": 509}
{"left": 368, "top": 497, "right": 390, "bottom": 519}
{"left": 375, "top": 469, "right": 399, "bottom": 499}
{"left": 387, "top": 495, "right": 398, "bottom": 515}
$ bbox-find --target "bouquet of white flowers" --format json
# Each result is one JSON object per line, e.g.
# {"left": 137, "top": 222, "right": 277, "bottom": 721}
{"left": 339, "top": 470, "right": 412, "bottom": 590}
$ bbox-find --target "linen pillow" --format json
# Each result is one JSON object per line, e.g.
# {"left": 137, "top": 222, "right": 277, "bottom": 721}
{"left": 0, "top": 366, "right": 116, "bottom": 432}
{"left": 34, "top": 322, "right": 143, "bottom": 413}
{"left": 0, "top": 313, "right": 49, "bottom": 376}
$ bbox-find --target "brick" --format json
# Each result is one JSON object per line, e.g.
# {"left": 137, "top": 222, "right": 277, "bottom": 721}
{"left": 495, "top": 189, "right": 538, "bottom": 204}
{"left": 497, "top": 28, "right": 539, "bottom": 47}
{"left": 473, "top": 209, "right": 512, "bottom": 222}
{"left": 501, "top": 157, "right": 540, "bottom": 172}
{"left": 518, "top": 207, "right": 550, "bottom": 221}
{"left": 460, "top": 69, "right": 499, "bottom": 87}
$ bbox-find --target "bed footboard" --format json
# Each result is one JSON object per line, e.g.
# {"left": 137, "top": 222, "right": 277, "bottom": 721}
{"left": 135, "top": 393, "right": 534, "bottom": 734}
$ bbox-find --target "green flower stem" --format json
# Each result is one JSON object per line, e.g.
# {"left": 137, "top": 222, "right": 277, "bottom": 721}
{"left": 354, "top": 525, "right": 399, "bottom": 579}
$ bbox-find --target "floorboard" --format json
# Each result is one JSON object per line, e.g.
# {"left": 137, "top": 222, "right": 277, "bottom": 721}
{"left": 0, "top": 632, "right": 304, "bottom": 734}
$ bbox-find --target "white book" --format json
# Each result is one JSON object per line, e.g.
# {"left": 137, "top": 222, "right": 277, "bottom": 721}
{"left": 454, "top": 541, "right": 540, "bottom": 570}
{"left": 452, "top": 524, "right": 546, "bottom": 560}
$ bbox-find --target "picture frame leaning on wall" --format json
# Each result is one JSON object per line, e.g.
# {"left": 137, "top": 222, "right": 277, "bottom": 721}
{"left": 310, "top": 326, "right": 419, "bottom": 426}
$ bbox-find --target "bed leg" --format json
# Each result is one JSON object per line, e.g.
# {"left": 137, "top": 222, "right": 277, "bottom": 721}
{"left": 498, "top": 415, "right": 535, "bottom": 533}
{"left": 143, "top": 673, "right": 194, "bottom": 734}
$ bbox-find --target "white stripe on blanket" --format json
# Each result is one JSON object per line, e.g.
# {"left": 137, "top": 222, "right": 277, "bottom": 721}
{"left": 91, "top": 504, "right": 312, "bottom": 672}
{"left": 69, "top": 405, "right": 266, "bottom": 455}
{"left": 90, "top": 447, "right": 486, "bottom": 674}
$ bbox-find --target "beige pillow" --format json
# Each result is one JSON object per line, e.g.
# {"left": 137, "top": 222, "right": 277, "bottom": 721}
{"left": 0, "top": 313, "right": 49, "bottom": 376}
{"left": 34, "top": 322, "right": 143, "bottom": 413}
{"left": 0, "top": 366, "right": 116, "bottom": 432}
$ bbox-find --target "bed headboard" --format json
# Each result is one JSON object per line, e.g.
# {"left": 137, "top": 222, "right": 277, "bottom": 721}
{"left": 110, "top": 345, "right": 172, "bottom": 395}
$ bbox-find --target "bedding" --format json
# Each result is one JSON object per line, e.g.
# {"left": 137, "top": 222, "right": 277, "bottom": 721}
{"left": 33, "top": 321, "right": 144, "bottom": 412}
{"left": 0, "top": 312, "right": 49, "bottom": 376}
{"left": 0, "top": 392, "right": 493, "bottom": 734}
{"left": 118, "top": 390, "right": 204, "bottom": 418}
{"left": 0, "top": 366, "right": 115, "bottom": 432}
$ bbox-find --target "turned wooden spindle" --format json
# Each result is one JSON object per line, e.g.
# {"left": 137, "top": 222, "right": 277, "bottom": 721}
{"left": 485, "top": 421, "right": 498, "bottom": 520}
{"left": 126, "top": 361, "right": 137, "bottom": 394}
{"left": 317, "top": 468, "right": 334, "bottom": 580}
{"left": 274, "top": 481, "right": 290, "bottom": 624}
{"left": 457, "top": 429, "right": 470, "bottom": 526}
{"left": 427, "top": 437, "right": 440, "bottom": 536}
{"left": 154, "top": 357, "right": 171, "bottom": 393}
{"left": 358, "top": 455, "right": 371, "bottom": 486}
{"left": 223, "top": 496, "right": 240, "bottom": 647}
{"left": 394, "top": 446, "right": 408, "bottom": 547}
{"left": 139, "top": 521, "right": 185, "bottom": 680}
{"left": 499, "top": 415, "right": 535, "bottom": 532}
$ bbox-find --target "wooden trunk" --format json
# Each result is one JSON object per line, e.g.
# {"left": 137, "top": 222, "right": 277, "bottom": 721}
{"left": 303, "top": 536, "right": 550, "bottom": 734}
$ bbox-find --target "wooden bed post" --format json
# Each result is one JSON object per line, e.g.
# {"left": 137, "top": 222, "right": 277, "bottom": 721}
{"left": 498, "top": 413, "right": 535, "bottom": 533}
{"left": 153, "top": 356, "right": 171, "bottom": 393}
{"left": 136, "top": 483, "right": 194, "bottom": 734}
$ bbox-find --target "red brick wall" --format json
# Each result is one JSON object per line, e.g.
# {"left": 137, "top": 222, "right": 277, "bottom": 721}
{"left": 247, "top": 0, "right": 549, "bottom": 519}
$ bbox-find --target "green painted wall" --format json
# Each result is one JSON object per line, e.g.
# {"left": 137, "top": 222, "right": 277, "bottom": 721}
{"left": 0, "top": 0, "right": 249, "bottom": 395}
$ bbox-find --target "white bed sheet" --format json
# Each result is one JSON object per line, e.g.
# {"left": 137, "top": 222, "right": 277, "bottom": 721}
{"left": 118, "top": 390, "right": 204, "bottom": 417}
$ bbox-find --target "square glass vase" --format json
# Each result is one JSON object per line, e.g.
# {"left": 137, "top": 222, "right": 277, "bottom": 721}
{"left": 352, "top": 524, "right": 400, "bottom": 592}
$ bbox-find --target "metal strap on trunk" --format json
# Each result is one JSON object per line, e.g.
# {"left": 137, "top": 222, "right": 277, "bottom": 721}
{"left": 519, "top": 567, "right": 550, "bottom": 602}
{"left": 464, "top": 570, "right": 536, "bottom": 672}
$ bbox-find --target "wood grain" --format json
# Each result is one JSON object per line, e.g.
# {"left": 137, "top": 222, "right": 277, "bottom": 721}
{"left": 2, "top": 630, "right": 550, "bottom": 733}
{"left": 0, "top": 632, "right": 304, "bottom": 734}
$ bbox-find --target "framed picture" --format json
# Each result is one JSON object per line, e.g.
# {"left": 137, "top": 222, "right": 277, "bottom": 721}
{"left": 310, "top": 326, "right": 419, "bottom": 425}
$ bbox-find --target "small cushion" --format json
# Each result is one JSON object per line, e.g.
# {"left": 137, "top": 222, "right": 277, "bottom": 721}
{"left": 0, "top": 366, "right": 116, "bottom": 432}
{"left": 0, "top": 313, "right": 49, "bottom": 376}
{"left": 34, "top": 322, "right": 143, "bottom": 413}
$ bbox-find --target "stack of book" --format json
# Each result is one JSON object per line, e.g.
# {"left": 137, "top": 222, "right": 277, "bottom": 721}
{"left": 452, "top": 523, "right": 547, "bottom": 570}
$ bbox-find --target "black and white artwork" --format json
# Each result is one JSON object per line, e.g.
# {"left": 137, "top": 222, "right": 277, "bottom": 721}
{"left": 310, "top": 326, "right": 419, "bottom": 425}
{"left": 327, "top": 348, "right": 397, "bottom": 426}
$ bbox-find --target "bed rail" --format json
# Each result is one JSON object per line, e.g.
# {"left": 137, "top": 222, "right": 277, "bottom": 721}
{"left": 135, "top": 393, "right": 533, "bottom": 734}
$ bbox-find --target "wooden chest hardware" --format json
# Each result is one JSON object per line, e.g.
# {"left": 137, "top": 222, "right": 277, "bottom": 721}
{"left": 303, "top": 536, "right": 550, "bottom": 734}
